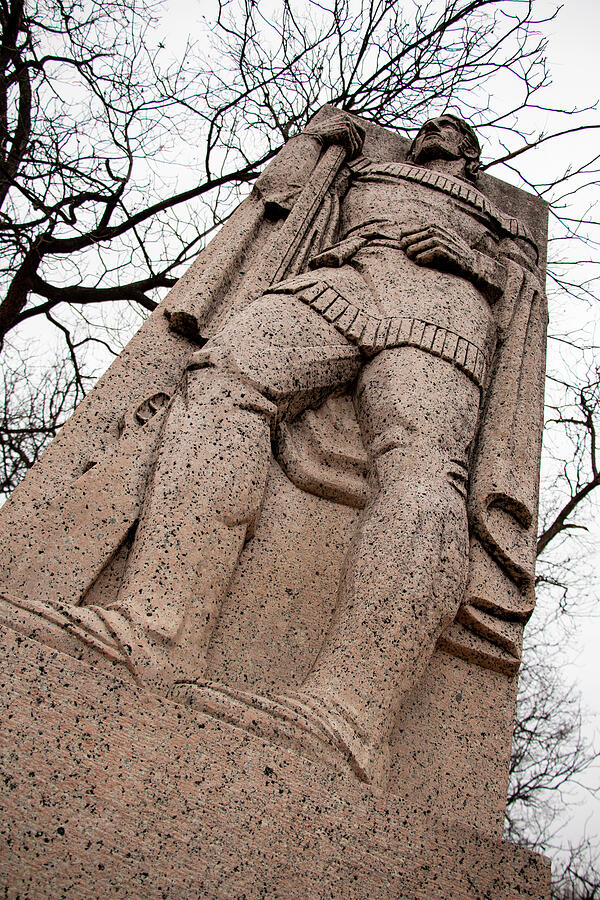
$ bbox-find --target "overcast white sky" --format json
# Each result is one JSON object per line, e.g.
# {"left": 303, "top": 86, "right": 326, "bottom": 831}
{"left": 527, "top": 0, "right": 600, "bottom": 849}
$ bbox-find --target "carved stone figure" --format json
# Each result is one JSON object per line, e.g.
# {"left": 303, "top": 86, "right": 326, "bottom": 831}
{"left": 0, "top": 109, "right": 547, "bottom": 789}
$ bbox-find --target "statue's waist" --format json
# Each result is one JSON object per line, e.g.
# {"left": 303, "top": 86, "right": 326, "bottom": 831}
{"left": 266, "top": 272, "right": 492, "bottom": 389}
{"left": 306, "top": 225, "right": 495, "bottom": 348}
{"left": 310, "top": 219, "right": 484, "bottom": 294}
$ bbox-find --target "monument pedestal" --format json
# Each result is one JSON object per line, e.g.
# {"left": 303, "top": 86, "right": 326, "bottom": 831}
{"left": 0, "top": 624, "right": 550, "bottom": 899}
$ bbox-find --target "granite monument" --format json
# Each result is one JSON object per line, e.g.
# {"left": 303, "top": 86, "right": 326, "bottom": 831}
{"left": 0, "top": 106, "right": 551, "bottom": 898}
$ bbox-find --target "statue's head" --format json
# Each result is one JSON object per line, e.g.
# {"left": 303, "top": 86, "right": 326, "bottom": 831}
{"left": 407, "top": 115, "right": 481, "bottom": 181}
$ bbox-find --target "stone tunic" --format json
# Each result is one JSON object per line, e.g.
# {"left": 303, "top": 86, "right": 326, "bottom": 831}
{"left": 341, "top": 161, "right": 498, "bottom": 351}
{"left": 266, "top": 159, "right": 526, "bottom": 389}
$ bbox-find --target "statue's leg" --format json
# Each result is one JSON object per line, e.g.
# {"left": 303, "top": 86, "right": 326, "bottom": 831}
{"left": 103, "top": 294, "right": 362, "bottom": 689}
{"left": 292, "top": 347, "right": 481, "bottom": 781}
{"left": 103, "top": 360, "right": 275, "bottom": 689}
{"left": 0, "top": 293, "right": 360, "bottom": 690}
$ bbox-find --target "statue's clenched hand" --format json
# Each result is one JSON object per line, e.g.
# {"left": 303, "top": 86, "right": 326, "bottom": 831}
{"left": 399, "top": 224, "right": 475, "bottom": 275}
{"left": 304, "top": 114, "right": 365, "bottom": 159}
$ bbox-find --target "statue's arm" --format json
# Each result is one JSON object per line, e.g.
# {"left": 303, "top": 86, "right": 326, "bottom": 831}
{"left": 468, "top": 248, "right": 508, "bottom": 303}
{"left": 471, "top": 234, "right": 539, "bottom": 300}
{"left": 254, "top": 114, "right": 364, "bottom": 218}
{"left": 398, "top": 226, "right": 538, "bottom": 303}
{"left": 397, "top": 224, "right": 504, "bottom": 301}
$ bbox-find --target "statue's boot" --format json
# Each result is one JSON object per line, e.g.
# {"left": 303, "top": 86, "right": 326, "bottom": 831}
{"left": 276, "top": 690, "right": 390, "bottom": 787}
{"left": 105, "top": 358, "right": 277, "bottom": 689}
{"left": 0, "top": 592, "right": 141, "bottom": 684}
{"left": 0, "top": 360, "right": 277, "bottom": 692}
{"left": 0, "top": 590, "right": 234, "bottom": 694}
{"left": 170, "top": 679, "right": 389, "bottom": 788}
{"left": 168, "top": 445, "right": 468, "bottom": 786}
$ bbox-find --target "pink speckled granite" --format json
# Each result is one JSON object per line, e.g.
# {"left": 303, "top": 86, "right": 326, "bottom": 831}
{"left": 0, "top": 107, "right": 550, "bottom": 895}
{"left": 0, "top": 625, "right": 550, "bottom": 899}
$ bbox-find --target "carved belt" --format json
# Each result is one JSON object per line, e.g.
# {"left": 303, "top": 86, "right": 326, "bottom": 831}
{"left": 267, "top": 279, "right": 490, "bottom": 389}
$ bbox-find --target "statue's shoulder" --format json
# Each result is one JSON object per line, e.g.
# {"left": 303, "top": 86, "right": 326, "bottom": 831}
{"left": 348, "top": 155, "right": 536, "bottom": 249}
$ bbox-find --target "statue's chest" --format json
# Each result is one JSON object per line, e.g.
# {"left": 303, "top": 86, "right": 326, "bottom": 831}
{"left": 341, "top": 175, "right": 494, "bottom": 248}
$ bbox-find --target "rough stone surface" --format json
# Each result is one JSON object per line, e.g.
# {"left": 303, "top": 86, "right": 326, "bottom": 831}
{"left": 0, "top": 625, "right": 551, "bottom": 899}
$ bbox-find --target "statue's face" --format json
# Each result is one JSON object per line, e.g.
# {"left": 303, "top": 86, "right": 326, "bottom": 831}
{"left": 410, "top": 117, "right": 467, "bottom": 164}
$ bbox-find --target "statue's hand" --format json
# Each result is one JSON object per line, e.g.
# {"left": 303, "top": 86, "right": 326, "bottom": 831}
{"left": 304, "top": 114, "right": 365, "bottom": 159}
{"left": 399, "top": 224, "right": 475, "bottom": 275}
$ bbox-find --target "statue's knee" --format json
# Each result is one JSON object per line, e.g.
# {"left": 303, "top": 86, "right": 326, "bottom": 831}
{"left": 185, "top": 347, "right": 277, "bottom": 422}
{"left": 368, "top": 425, "right": 453, "bottom": 491}
{"left": 367, "top": 423, "right": 418, "bottom": 462}
{"left": 368, "top": 424, "right": 423, "bottom": 477}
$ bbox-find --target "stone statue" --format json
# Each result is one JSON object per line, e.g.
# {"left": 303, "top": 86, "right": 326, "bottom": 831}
{"left": 0, "top": 110, "right": 547, "bottom": 788}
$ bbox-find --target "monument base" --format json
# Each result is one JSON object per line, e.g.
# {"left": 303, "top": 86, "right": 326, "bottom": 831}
{"left": 0, "top": 624, "right": 550, "bottom": 899}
